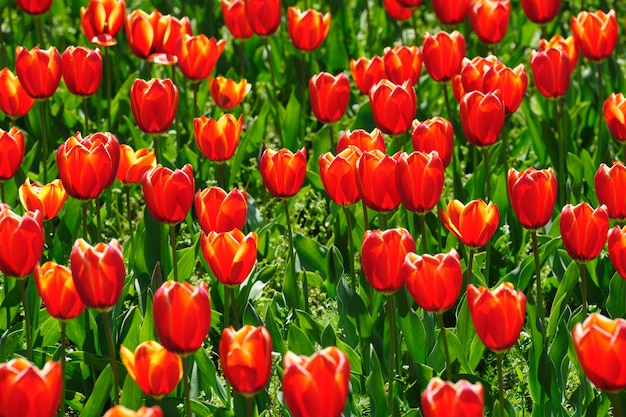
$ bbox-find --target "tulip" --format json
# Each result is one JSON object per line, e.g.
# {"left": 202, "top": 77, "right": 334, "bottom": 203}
{"left": 0, "top": 126, "right": 25, "bottom": 181}
{"left": 194, "top": 114, "right": 243, "bottom": 162}
{"left": 195, "top": 187, "right": 247, "bottom": 233}
{"left": 209, "top": 76, "right": 251, "bottom": 109}
{"left": 383, "top": 45, "right": 422, "bottom": 86}
{"left": 142, "top": 164, "right": 194, "bottom": 225}
{"left": 56, "top": 131, "right": 121, "bottom": 201}
{"left": 507, "top": 167, "right": 557, "bottom": 230}
{"left": 572, "top": 313, "right": 626, "bottom": 392}
{"left": 361, "top": 228, "right": 415, "bottom": 294}
{"left": 337, "top": 128, "right": 386, "bottom": 153}
{"left": 467, "top": 282, "right": 526, "bottom": 352}
{"left": 80, "top": 0, "right": 127, "bottom": 46}
{"left": 421, "top": 377, "right": 484, "bottom": 417}
{"left": 309, "top": 72, "right": 350, "bottom": 124}
{"left": 34, "top": 261, "right": 85, "bottom": 321}
{"left": 245, "top": 0, "right": 282, "bottom": 36}
{"left": 288, "top": 7, "right": 331, "bottom": 52}
{"left": 18, "top": 178, "right": 67, "bottom": 220}
{"left": 431, "top": 0, "right": 470, "bottom": 25}
{"left": 103, "top": 406, "right": 163, "bottom": 417}
{"left": 604, "top": 93, "right": 626, "bottom": 142}
{"left": 221, "top": 0, "right": 253, "bottom": 39}
{"left": 356, "top": 150, "right": 402, "bottom": 212}
{"left": 219, "top": 325, "right": 273, "bottom": 395}
{"left": 396, "top": 0, "right": 421, "bottom": 7}
{"left": 153, "top": 280, "right": 211, "bottom": 355}
{"left": 411, "top": 117, "right": 454, "bottom": 168}
{"left": 15, "top": 0, "right": 53, "bottom": 15}
{"left": 395, "top": 151, "right": 444, "bottom": 214}
{"left": 571, "top": 10, "right": 618, "bottom": 62}
{"left": 530, "top": 46, "right": 571, "bottom": 99}
{"left": 440, "top": 199, "right": 499, "bottom": 248}
{"left": 15, "top": 46, "right": 62, "bottom": 100}
{"left": 382, "top": 0, "right": 413, "bottom": 21}
{"left": 120, "top": 340, "right": 183, "bottom": 398}
{"left": 539, "top": 34, "right": 578, "bottom": 73}
{"left": 482, "top": 63, "right": 527, "bottom": 114}
{"left": 0, "top": 208, "right": 44, "bottom": 278}
{"left": 459, "top": 90, "right": 505, "bottom": 148}
{"left": 130, "top": 78, "right": 178, "bottom": 135}
{"left": 282, "top": 347, "right": 350, "bottom": 417}
{"left": 116, "top": 144, "right": 156, "bottom": 185}
{"left": 200, "top": 230, "right": 258, "bottom": 286}
{"left": 422, "top": 31, "right": 466, "bottom": 83}
{"left": 453, "top": 55, "right": 505, "bottom": 102}
{"left": 520, "top": 0, "right": 561, "bottom": 24}
{"left": 62, "top": 46, "right": 103, "bottom": 97}
{"left": 0, "top": 358, "right": 62, "bottom": 417}
{"left": 559, "top": 203, "right": 608, "bottom": 263}
{"left": 368, "top": 79, "right": 416, "bottom": 136}
{"left": 349, "top": 55, "right": 386, "bottom": 95}
{"left": 70, "top": 238, "right": 125, "bottom": 311}
{"left": 319, "top": 146, "right": 362, "bottom": 206}
{"left": 0, "top": 68, "right": 34, "bottom": 119}
{"left": 595, "top": 163, "right": 626, "bottom": 221}
{"left": 259, "top": 147, "right": 307, "bottom": 199}
{"left": 608, "top": 226, "right": 626, "bottom": 279}
{"left": 177, "top": 34, "right": 226, "bottom": 82}
{"left": 469, "top": 0, "right": 511, "bottom": 45}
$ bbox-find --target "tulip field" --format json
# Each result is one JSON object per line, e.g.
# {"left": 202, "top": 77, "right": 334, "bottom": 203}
{"left": 3, "top": 0, "right": 626, "bottom": 415}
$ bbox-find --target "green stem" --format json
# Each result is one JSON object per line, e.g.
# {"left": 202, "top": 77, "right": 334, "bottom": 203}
{"left": 217, "top": 162, "right": 226, "bottom": 189}
{"left": 153, "top": 136, "right": 160, "bottom": 166}
{"left": 363, "top": 0, "right": 372, "bottom": 47}
{"left": 609, "top": 392, "right": 624, "bottom": 417}
{"left": 362, "top": 200, "right": 370, "bottom": 230}
{"left": 169, "top": 225, "right": 178, "bottom": 282}
{"left": 300, "top": 53, "right": 306, "bottom": 145}
{"left": 380, "top": 212, "right": 388, "bottom": 230}
{"left": 246, "top": 395, "right": 253, "bottom": 417}
{"left": 96, "top": 196, "right": 102, "bottom": 241}
{"left": 437, "top": 312, "right": 452, "bottom": 380}
{"left": 466, "top": 248, "right": 474, "bottom": 287}
{"left": 554, "top": 99, "right": 565, "bottom": 207}
{"left": 329, "top": 124, "right": 335, "bottom": 154}
{"left": 230, "top": 286, "right": 240, "bottom": 328}
{"left": 531, "top": 231, "right": 545, "bottom": 330}
{"left": 0, "top": 182, "right": 5, "bottom": 202}
{"left": 18, "top": 278, "right": 32, "bottom": 360}
{"left": 386, "top": 294, "right": 396, "bottom": 415}
{"left": 39, "top": 100, "right": 48, "bottom": 184}
{"left": 283, "top": 199, "right": 299, "bottom": 308}
{"left": 82, "top": 97, "right": 89, "bottom": 133}
{"left": 60, "top": 320, "right": 67, "bottom": 417}
{"left": 265, "top": 39, "right": 282, "bottom": 144}
{"left": 343, "top": 206, "right": 357, "bottom": 291}
{"left": 223, "top": 284, "right": 230, "bottom": 330}
{"left": 497, "top": 352, "right": 505, "bottom": 417}
{"left": 596, "top": 62, "right": 605, "bottom": 165}
{"left": 500, "top": 117, "right": 508, "bottom": 165}
{"left": 580, "top": 262, "right": 588, "bottom": 315}
{"left": 192, "top": 81, "right": 200, "bottom": 118}
{"left": 239, "top": 41, "right": 246, "bottom": 77}
{"left": 419, "top": 213, "right": 427, "bottom": 254}
{"left": 183, "top": 355, "right": 192, "bottom": 417}
{"left": 482, "top": 147, "right": 491, "bottom": 202}
{"left": 623, "top": 142, "right": 626, "bottom": 164}
{"left": 105, "top": 47, "right": 112, "bottom": 132}
{"left": 125, "top": 186, "right": 133, "bottom": 235}
{"left": 82, "top": 201, "right": 88, "bottom": 240}
{"left": 35, "top": 15, "right": 44, "bottom": 46}
{"left": 4, "top": 277, "right": 10, "bottom": 336}
{"left": 101, "top": 311, "right": 120, "bottom": 404}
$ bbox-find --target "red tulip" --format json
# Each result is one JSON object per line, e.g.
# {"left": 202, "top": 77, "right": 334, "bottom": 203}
{"left": 103, "top": 406, "right": 163, "bottom": 417}
{"left": 15, "top": 46, "right": 62, "bottom": 100}
{"left": 116, "top": 144, "right": 156, "bottom": 185}
{"left": 18, "top": 178, "right": 67, "bottom": 221}
{"left": 421, "top": 377, "right": 484, "bottom": 417}
{"left": 520, "top": 0, "right": 561, "bottom": 24}
{"left": 15, "top": 0, "right": 53, "bottom": 15}
{"left": 368, "top": 79, "right": 416, "bottom": 136}
{"left": 259, "top": 147, "right": 307, "bottom": 198}
{"left": 422, "top": 31, "right": 466, "bottom": 83}
{"left": 530, "top": 46, "right": 571, "bottom": 99}
{"left": 559, "top": 203, "right": 609, "bottom": 263}
{"left": 382, "top": 0, "right": 413, "bottom": 21}
{"left": 120, "top": 341, "right": 182, "bottom": 398}
{"left": 349, "top": 56, "right": 386, "bottom": 95}
{"left": 453, "top": 55, "right": 505, "bottom": 103}
{"left": 209, "top": 76, "right": 251, "bottom": 109}
{"left": 34, "top": 261, "right": 86, "bottom": 320}
{"left": 604, "top": 93, "right": 626, "bottom": 142}
{"left": 81, "top": 0, "right": 127, "bottom": 46}
{"left": 356, "top": 150, "right": 402, "bottom": 212}
{"left": 440, "top": 199, "right": 500, "bottom": 248}
{"left": 538, "top": 35, "right": 578, "bottom": 73}
{"left": 459, "top": 90, "right": 505, "bottom": 148}
{"left": 130, "top": 78, "right": 178, "bottom": 135}
{"left": 177, "top": 34, "right": 226, "bottom": 82}
{"left": 62, "top": 46, "right": 103, "bottom": 97}
{"left": 0, "top": 68, "right": 35, "bottom": 119}
{"left": 595, "top": 163, "right": 626, "bottom": 221}
{"left": 0, "top": 126, "right": 25, "bottom": 181}
{"left": 608, "top": 226, "right": 626, "bottom": 279}
{"left": 0, "top": 207, "right": 44, "bottom": 278}
{"left": 431, "top": 0, "right": 470, "bottom": 25}
{"left": 194, "top": 114, "right": 243, "bottom": 161}
{"left": 195, "top": 187, "right": 247, "bottom": 233}
{"left": 245, "top": 0, "right": 282, "bottom": 36}
{"left": 221, "top": 0, "right": 253, "bottom": 39}
{"left": 482, "top": 63, "right": 527, "bottom": 114}
{"left": 395, "top": 151, "right": 444, "bottom": 214}
{"left": 411, "top": 117, "right": 454, "bottom": 168}
{"left": 383, "top": 45, "right": 422, "bottom": 86}
{"left": 469, "top": 0, "right": 511, "bottom": 45}
{"left": 142, "top": 164, "right": 195, "bottom": 225}
{"left": 287, "top": 7, "right": 331, "bottom": 52}
{"left": 571, "top": 10, "right": 618, "bottom": 62}
{"left": 309, "top": 72, "right": 350, "bottom": 124}
{"left": 0, "top": 359, "right": 62, "bottom": 417}
{"left": 200, "top": 230, "right": 258, "bottom": 286}
{"left": 507, "top": 167, "right": 558, "bottom": 230}
{"left": 319, "top": 146, "right": 362, "bottom": 206}
{"left": 337, "top": 128, "right": 386, "bottom": 153}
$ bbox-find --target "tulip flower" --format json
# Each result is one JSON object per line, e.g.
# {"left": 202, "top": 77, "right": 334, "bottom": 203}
{"left": 194, "top": 114, "right": 243, "bottom": 162}
{"left": 103, "top": 406, "right": 163, "bottom": 417}
{"left": 604, "top": 93, "right": 626, "bottom": 142}
{"left": 245, "top": 0, "right": 282, "bottom": 36}
{"left": 530, "top": 46, "right": 571, "bottom": 99}
{"left": 287, "top": 7, "right": 331, "bottom": 52}
{"left": 56, "top": 131, "right": 121, "bottom": 201}
{"left": 200, "top": 230, "right": 258, "bottom": 286}
{"left": 572, "top": 313, "right": 626, "bottom": 392}
{"left": 116, "top": 144, "right": 156, "bottom": 185}
{"left": 453, "top": 55, "right": 505, "bottom": 102}
{"left": 507, "top": 167, "right": 558, "bottom": 230}
{"left": 259, "top": 147, "right": 307, "bottom": 199}
{"left": 431, "top": 0, "right": 470, "bottom": 25}
{"left": 80, "top": 0, "right": 127, "bottom": 46}
{"left": 177, "top": 34, "right": 226, "bottom": 82}
{"left": 595, "top": 163, "right": 626, "bottom": 221}
{"left": 382, "top": 0, "right": 413, "bottom": 21}
{"left": 153, "top": 280, "right": 211, "bottom": 355}
{"left": 15, "top": 0, "right": 53, "bottom": 15}
{"left": 459, "top": 90, "right": 505, "bottom": 148}
{"left": 219, "top": 325, "right": 273, "bottom": 395}
{"left": 571, "top": 10, "right": 618, "bottom": 62}
{"left": 411, "top": 117, "right": 454, "bottom": 168}
{"left": 368, "top": 79, "right": 416, "bottom": 136}
{"left": 349, "top": 56, "right": 386, "bottom": 95}
{"left": 209, "top": 76, "right": 251, "bottom": 109}
{"left": 195, "top": 187, "right": 247, "bottom": 233}
{"left": 356, "top": 150, "right": 402, "bottom": 212}
{"left": 482, "top": 63, "right": 527, "bottom": 115}
{"left": 282, "top": 347, "right": 350, "bottom": 417}
{"left": 421, "top": 377, "right": 484, "bottom": 417}
{"left": 361, "top": 228, "right": 415, "bottom": 294}
{"left": 440, "top": 199, "right": 500, "bottom": 249}
{"left": 0, "top": 126, "right": 25, "bottom": 181}
{"left": 319, "top": 146, "right": 362, "bottom": 206}
{"left": 469, "top": 0, "right": 511, "bottom": 45}
{"left": 383, "top": 45, "right": 422, "bottom": 86}
{"left": 62, "top": 46, "right": 103, "bottom": 97}
{"left": 337, "top": 128, "right": 386, "bottom": 153}
{"left": 0, "top": 358, "right": 62, "bottom": 417}
{"left": 142, "top": 164, "right": 194, "bottom": 225}
{"left": 18, "top": 178, "right": 67, "bottom": 221}
{"left": 309, "top": 72, "right": 350, "bottom": 124}
{"left": 520, "top": 0, "right": 561, "bottom": 24}
{"left": 221, "top": 0, "right": 253, "bottom": 39}
{"left": 0, "top": 68, "right": 34, "bottom": 119}
{"left": 15, "top": 46, "right": 62, "bottom": 100}
{"left": 0, "top": 207, "right": 44, "bottom": 278}
{"left": 559, "top": 202, "right": 608, "bottom": 263}
{"left": 396, "top": 0, "right": 421, "bottom": 8}
{"left": 395, "top": 151, "right": 444, "bottom": 214}
{"left": 608, "top": 226, "right": 626, "bottom": 279}
{"left": 130, "top": 78, "right": 179, "bottom": 135}
{"left": 539, "top": 35, "right": 578, "bottom": 73}
{"left": 120, "top": 341, "right": 183, "bottom": 398}
{"left": 422, "top": 31, "right": 466, "bottom": 83}
{"left": 34, "top": 262, "right": 86, "bottom": 320}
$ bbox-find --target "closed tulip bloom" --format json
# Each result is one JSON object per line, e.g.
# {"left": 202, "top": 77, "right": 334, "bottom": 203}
{"left": 245, "top": 0, "right": 282, "bottom": 36}
{"left": 572, "top": 313, "right": 626, "bottom": 392}
{"left": 319, "top": 146, "right": 362, "bottom": 206}
{"left": 130, "top": 78, "right": 178, "bottom": 135}
{"left": 210, "top": 76, "right": 251, "bottom": 109}
{"left": 309, "top": 72, "right": 350, "bottom": 124}
{"left": 221, "top": 0, "right": 253, "bottom": 39}
{"left": 70, "top": 238, "right": 125, "bottom": 311}
{"left": 0, "top": 208, "right": 44, "bottom": 278}
{"left": 62, "top": 46, "right": 103, "bottom": 97}
{"left": 19, "top": 178, "right": 67, "bottom": 220}
{"left": 0, "top": 359, "right": 61, "bottom": 417}
{"left": 469, "top": 0, "right": 510, "bottom": 44}
{"left": 356, "top": 150, "right": 402, "bottom": 212}
{"left": 194, "top": 114, "right": 243, "bottom": 161}
{"left": 411, "top": 117, "right": 454, "bottom": 167}
{"left": 467, "top": 282, "right": 526, "bottom": 352}
{"left": 369, "top": 79, "right": 416, "bottom": 136}
{"left": 383, "top": 45, "right": 422, "bottom": 86}
{"left": 382, "top": 0, "right": 413, "bottom": 21}
{"left": 608, "top": 226, "right": 626, "bottom": 279}
{"left": 288, "top": 7, "right": 331, "bottom": 52}
{"left": 0, "top": 68, "right": 34, "bottom": 119}
{"left": 403, "top": 249, "right": 462, "bottom": 313}
{"left": 571, "top": 10, "right": 618, "bottom": 62}
{"left": 595, "top": 163, "right": 626, "bottom": 220}
{"left": 153, "top": 280, "right": 211, "bottom": 355}
{"left": 103, "top": 406, "right": 163, "bottom": 417}
{"left": 283, "top": 347, "right": 350, "bottom": 417}
{"left": 0, "top": 126, "right": 25, "bottom": 180}
{"left": 15, "top": 46, "right": 62, "bottom": 100}
{"left": 361, "top": 228, "right": 415, "bottom": 294}
{"left": 34, "top": 261, "right": 86, "bottom": 321}
{"left": 142, "top": 164, "right": 195, "bottom": 225}
{"left": 56, "top": 131, "right": 121, "bottom": 201}
{"left": 440, "top": 199, "right": 499, "bottom": 248}
{"left": 116, "top": 144, "right": 156, "bottom": 185}
{"left": 177, "top": 34, "right": 226, "bottom": 82}
{"left": 259, "top": 147, "right": 307, "bottom": 198}
{"left": 507, "top": 167, "right": 558, "bottom": 230}
{"left": 422, "top": 31, "right": 466, "bottom": 83}
{"left": 120, "top": 341, "right": 182, "bottom": 398}
{"left": 560, "top": 203, "right": 609, "bottom": 263}
{"left": 349, "top": 56, "right": 386, "bottom": 95}
{"left": 337, "top": 128, "right": 386, "bottom": 153}
{"left": 432, "top": 0, "right": 470, "bottom": 25}
{"left": 530, "top": 46, "right": 571, "bottom": 99}
{"left": 454, "top": 55, "right": 505, "bottom": 102}
{"left": 395, "top": 151, "right": 444, "bottom": 214}
{"left": 520, "top": 0, "right": 561, "bottom": 24}
{"left": 539, "top": 35, "right": 578, "bottom": 72}
{"left": 604, "top": 93, "right": 626, "bottom": 142}
{"left": 15, "top": 0, "right": 53, "bottom": 15}
{"left": 460, "top": 90, "right": 505, "bottom": 147}
{"left": 201, "top": 230, "right": 258, "bottom": 286}
{"left": 482, "top": 63, "right": 527, "bottom": 114}
{"left": 195, "top": 187, "right": 247, "bottom": 233}
{"left": 81, "top": 0, "right": 127, "bottom": 46}
{"left": 220, "top": 325, "right": 272, "bottom": 396}
{"left": 421, "top": 377, "right": 484, "bottom": 417}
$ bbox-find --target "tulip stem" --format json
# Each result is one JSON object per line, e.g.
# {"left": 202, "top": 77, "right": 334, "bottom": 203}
{"left": 0, "top": 182, "right": 5, "bottom": 203}
{"left": 35, "top": 15, "right": 44, "bottom": 46}
{"left": 96, "top": 196, "right": 102, "bottom": 241}
{"left": 552, "top": 99, "right": 565, "bottom": 207}
{"left": 437, "top": 312, "right": 452, "bottom": 380}
{"left": 230, "top": 286, "right": 240, "bottom": 328}
{"left": 217, "top": 162, "right": 226, "bottom": 189}
{"left": 223, "top": 284, "right": 230, "bottom": 330}
{"left": 246, "top": 395, "right": 254, "bottom": 417}
{"left": 344, "top": 206, "right": 357, "bottom": 291}
{"left": 153, "top": 137, "right": 161, "bottom": 165}
{"left": 60, "top": 320, "right": 67, "bottom": 417}
{"left": 39, "top": 100, "right": 48, "bottom": 184}
{"left": 580, "top": 262, "right": 588, "bottom": 315}
{"left": 82, "top": 201, "right": 88, "bottom": 240}
{"left": 182, "top": 355, "right": 192, "bottom": 417}
{"left": 283, "top": 199, "right": 300, "bottom": 308}
{"left": 609, "top": 392, "right": 624, "bottom": 417}
{"left": 482, "top": 147, "right": 491, "bottom": 202}
{"left": 386, "top": 294, "right": 396, "bottom": 415}
{"left": 105, "top": 46, "right": 112, "bottom": 133}
{"left": 362, "top": 200, "right": 370, "bottom": 230}
{"left": 265, "top": 39, "right": 283, "bottom": 144}
{"left": 596, "top": 62, "right": 606, "bottom": 166}
{"left": 466, "top": 248, "right": 474, "bottom": 287}
{"left": 623, "top": 142, "right": 626, "bottom": 164}
{"left": 380, "top": 212, "right": 388, "bottom": 230}
{"left": 419, "top": 213, "right": 428, "bottom": 254}
{"left": 125, "top": 186, "right": 133, "bottom": 235}
{"left": 82, "top": 97, "right": 90, "bottom": 133}
{"left": 238, "top": 41, "right": 246, "bottom": 77}
{"left": 192, "top": 81, "right": 200, "bottom": 118}
{"left": 329, "top": 124, "right": 335, "bottom": 154}
{"left": 497, "top": 352, "right": 505, "bottom": 417}
{"left": 169, "top": 225, "right": 178, "bottom": 282}
{"left": 18, "top": 278, "right": 32, "bottom": 360}
{"left": 531, "top": 231, "right": 545, "bottom": 330}
{"left": 102, "top": 311, "right": 120, "bottom": 404}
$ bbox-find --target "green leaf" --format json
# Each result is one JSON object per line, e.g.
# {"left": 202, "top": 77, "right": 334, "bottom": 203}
{"left": 397, "top": 309, "right": 426, "bottom": 365}
{"left": 294, "top": 233, "right": 329, "bottom": 279}
{"left": 287, "top": 325, "right": 315, "bottom": 355}
{"left": 79, "top": 365, "right": 113, "bottom": 417}
{"left": 366, "top": 344, "right": 387, "bottom": 417}
{"left": 547, "top": 261, "right": 580, "bottom": 340}
{"left": 194, "top": 347, "right": 227, "bottom": 405}
{"left": 606, "top": 272, "right": 626, "bottom": 319}
{"left": 282, "top": 89, "right": 302, "bottom": 151}
{"left": 119, "top": 373, "right": 144, "bottom": 410}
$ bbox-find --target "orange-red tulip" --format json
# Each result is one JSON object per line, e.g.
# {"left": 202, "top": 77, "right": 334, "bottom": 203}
{"left": 383, "top": 45, "right": 422, "bottom": 86}
{"left": 70, "top": 238, "right": 125, "bottom": 311}
{"left": 422, "top": 31, "right": 466, "bottom": 83}
{"left": 15, "top": 0, "right": 53, "bottom": 15}
{"left": 507, "top": 167, "right": 558, "bottom": 230}
{"left": 153, "top": 280, "right": 211, "bottom": 355}
{"left": 142, "top": 164, "right": 194, "bottom": 225}
{"left": 520, "top": 0, "right": 561, "bottom": 24}
{"left": 361, "top": 228, "right": 415, "bottom": 294}
{"left": 572, "top": 313, "right": 626, "bottom": 391}
{"left": 395, "top": 151, "right": 444, "bottom": 214}
{"left": 459, "top": 90, "right": 505, "bottom": 148}
{"left": 604, "top": 93, "right": 626, "bottom": 142}
{"left": 337, "top": 128, "right": 386, "bottom": 153}
{"left": 103, "top": 406, "right": 163, "bottom": 417}
{"left": 595, "top": 163, "right": 626, "bottom": 221}
{"left": 34, "top": 261, "right": 86, "bottom": 321}
{"left": 309, "top": 72, "right": 350, "bottom": 124}
{"left": 200, "top": 230, "right": 258, "bottom": 286}
{"left": 282, "top": 347, "right": 350, "bottom": 417}
{"left": 421, "top": 377, "right": 484, "bottom": 417}
{"left": 530, "top": 46, "right": 571, "bottom": 99}
{"left": 440, "top": 199, "right": 500, "bottom": 248}
{"left": 15, "top": 46, "right": 62, "bottom": 100}
{"left": 116, "top": 144, "right": 156, "bottom": 185}
{"left": 220, "top": 325, "right": 273, "bottom": 396}
{"left": 411, "top": 117, "right": 454, "bottom": 168}
{"left": 368, "top": 79, "right": 416, "bottom": 135}
{"left": 319, "top": 146, "right": 362, "bottom": 206}
{"left": 0, "top": 359, "right": 61, "bottom": 417}
{"left": 221, "top": 0, "right": 253, "bottom": 39}
{"left": 81, "top": 0, "right": 127, "bottom": 46}
{"left": 482, "top": 63, "right": 527, "bottom": 114}
{"left": 245, "top": 0, "right": 282, "bottom": 36}
{"left": 194, "top": 113, "right": 243, "bottom": 161}
{"left": 431, "top": 0, "right": 470, "bottom": 25}
{"left": 259, "top": 147, "right": 307, "bottom": 198}
{"left": 539, "top": 35, "right": 578, "bottom": 73}
{"left": 130, "top": 78, "right": 178, "bottom": 135}
{"left": 209, "top": 76, "right": 251, "bottom": 110}
{"left": 349, "top": 56, "right": 386, "bottom": 95}
{"left": 0, "top": 126, "right": 25, "bottom": 181}
{"left": 62, "top": 46, "right": 103, "bottom": 97}
{"left": 195, "top": 187, "right": 247, "bottom": 233}
{"left": 608, "top": 226, "right": 626, "bottom": 279}
{"left": 453, "top": 55, "right": 504, "bottom": 102}
{"left": 0, "top": 68, "right": 35, "bottom": 119}
{"left": 469, "top": 0, "right": 510, "bottom": 44}
{"left": 559, "top": 203, "right": 608, "bottom": 263}
{"left": 467, "top": 282, "right": 526, "bottom": 352}
{"left": 120, "top": 341, "right": 182, "bottom": 398}
{"left": 177, "top": 34, "right": 226, "bottom": 82}
{"left": 0, "top": 207, "right": 44, "bottom": 278}
{"left": 382, "top": 0, "right": 413, "bottom": 21}
{"left": 19, "top": 178, "right": 67, "bottom": 220}
{"left": 571, "top": 10, "right": 618, "bottom": 62}
{"left": 356, "top": 150, "right": 402, "bottom": 212}
{"left": 288, "top": 7, "right": 331, "bottom": 52}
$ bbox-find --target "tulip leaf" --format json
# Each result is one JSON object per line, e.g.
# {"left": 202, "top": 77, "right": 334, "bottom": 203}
{"left": 294, "top": 232, "right": 329, "bottom": 279}
{"left": 445, "top": 330, "right": 471, "bottom": 375}
{"left": 567, "top": 152, "right": 585, "bottom": 199}
{"left": 119, "top": 373, "right": 144, "bottom": 411}
{"left": 365, "top": 344, "right": 387, "bottom": 417}
{"left": 287, "top": 325, "right": 315, "bottom": 356}
{"left": 166, "top": 231, "right": 199, "bottom": 282}
{"left": 0, "top": 329, "right": 20, "bottom": 362}
{"left": 547, "top": 260, "right": 580, "bottom": 340}
{"left": 347, "top": 292, "right": 374, "bottom": 340}
{"left": 111, "top": 71, "right": 139, "bottom": 128}
{"left": 194, "top": 347, "right": 228, "bottom": 405}
{"left": 606, "top": 272, "right": 626, "bottom": 319}
{"left": 520, "top": 99, "right": 547, "bottom": 165}
{"left": 118, "top": 305, "right": 141, "bottom": 350}
{"left": 282, "top": 89, "right": 302, "bottom": 151}
{"left": 321, "top": 324, "right": 337, "bottom": 347}
{"left": 37, "top": 315, "right": 61, "bottom": 348}
{"left": 294, "top": 309, "right": 322, "bottom": 344}
{"left": 79, "top": 364, "right": 113, "bottom": 417}
{"left": 190, "top": 399, "right": 217, "bottom": 417}
{"left": 397, "top": 308, "right": 426, "bottom": 365}
{"left": 265, "top": 296, "right": 287, "bottom": 355}
{"left": 140, "top": 297, "right": 156, "bottom": 343}
{"left": 230, "top": 105, "right": 270, "bottom": 187}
